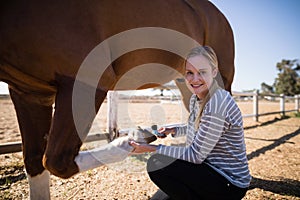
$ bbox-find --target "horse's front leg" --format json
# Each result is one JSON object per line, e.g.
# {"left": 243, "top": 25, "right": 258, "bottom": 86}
{"left": 42, "top": 76, "right": 108, "bottom": 178}
{"left": 27, "top": 170, "right": 51, "bottom": 200}
{"left": 75, "top": 134, "right": 135, "bottom": 172}
{"left": 43, "top": 80, "right": 135, "bottom": 175}
{"left": 9, "top": 89, "right": 53, "bottom": 200}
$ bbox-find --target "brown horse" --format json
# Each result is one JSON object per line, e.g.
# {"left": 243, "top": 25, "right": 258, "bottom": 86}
{"left": 0, "top": 0, "right": 235, "bottom": 199}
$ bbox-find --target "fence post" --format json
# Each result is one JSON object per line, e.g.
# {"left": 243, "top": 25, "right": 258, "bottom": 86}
{"left": 253, "top": 90, "right": 259, "bottom": 122}
{"left": 296, "top": 94, "right": 300, "bottom": 114}
{"left": 280, "top": 94, "right": 285, "bottom": 117}
{"left": 107, "top": 91, "right": 118, "bottom": 141}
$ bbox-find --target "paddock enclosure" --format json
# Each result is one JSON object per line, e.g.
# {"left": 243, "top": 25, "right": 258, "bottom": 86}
{"left": 0, "top": 95, "right": 299, "bottom": 199}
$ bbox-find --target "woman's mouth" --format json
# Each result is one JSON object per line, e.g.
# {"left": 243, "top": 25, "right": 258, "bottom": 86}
{"left": 191, "top": 84, "right": 203, "bottom": 89}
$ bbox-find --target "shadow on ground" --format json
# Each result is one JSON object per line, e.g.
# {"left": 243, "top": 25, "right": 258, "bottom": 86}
{"left": 244, "top": 116, "right": 290, "bottom": 130}
{"left": 249, "top": 177, "right": 300, "bottom": 197}
{"left": 0, "top": 165, "right": 26, "bottom": 190}
{"left": 246, "top": 127, "right": 300, "bottom": 160}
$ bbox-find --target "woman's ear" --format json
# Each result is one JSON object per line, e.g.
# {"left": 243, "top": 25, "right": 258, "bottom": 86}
{"left": 212, "top": 68, "right": 218, "bottom": 78}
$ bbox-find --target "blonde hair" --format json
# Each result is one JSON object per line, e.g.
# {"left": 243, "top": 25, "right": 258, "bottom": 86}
{"left": 185, "top": 46, "right": 218, "bottom": 70}
{"left": 185, "top": 46, "right": 220, "bottom": 129}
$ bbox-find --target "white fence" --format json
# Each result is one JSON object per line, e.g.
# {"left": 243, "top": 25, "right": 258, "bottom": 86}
{"left": 233, "top": 90, "right": 300, "bottom": 121}
{"left": 0, "top": 90, "right": 299, "bottom": 154}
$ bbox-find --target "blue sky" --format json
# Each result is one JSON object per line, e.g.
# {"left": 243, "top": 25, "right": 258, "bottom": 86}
{"left": 210, "top": 0, "right": 300, "bottom": 91}
{"left": 0, "top": 0, "right": 299, "bottom": 94}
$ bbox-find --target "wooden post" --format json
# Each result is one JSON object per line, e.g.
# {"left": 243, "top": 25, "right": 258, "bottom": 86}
{"left": 295, "top": 94, "right": 299, "bottom": 114}
{"left": 280, "top": 94, "right": 285, "bottom": 117}
{"left": 253, "top": 90, "right": 259, "bottom": 122}
{"left": 107, "top": 91, "right": 118, "bottom": 141}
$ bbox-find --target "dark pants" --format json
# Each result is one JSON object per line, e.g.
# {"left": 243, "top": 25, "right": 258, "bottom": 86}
{"left": 147, "top": 154, "right": 248, "bottom": 200}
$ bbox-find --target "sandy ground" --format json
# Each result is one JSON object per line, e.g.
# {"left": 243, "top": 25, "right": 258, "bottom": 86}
{"left": 0, "top": 96, "right": 299, "bottom": 200}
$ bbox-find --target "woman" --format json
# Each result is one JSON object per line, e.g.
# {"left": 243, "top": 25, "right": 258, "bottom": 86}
{"left": 130, "top": 46, "right": 251, "bottom": 200}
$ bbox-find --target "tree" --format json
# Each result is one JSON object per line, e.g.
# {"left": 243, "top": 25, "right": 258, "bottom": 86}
{"left": 274, "top": 59, "right": 300, "bottom": 96}
{"left": 261, "top": 82, "right": 274, "bottom": 94}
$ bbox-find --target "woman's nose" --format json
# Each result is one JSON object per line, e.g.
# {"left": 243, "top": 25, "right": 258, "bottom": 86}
{"left": 192, "top": 73, "right": 202, "bottom": 81}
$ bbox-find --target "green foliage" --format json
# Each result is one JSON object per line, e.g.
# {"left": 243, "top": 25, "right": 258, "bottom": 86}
{"left": 293, "top": 112, "right": 300, "bottom": 118}
{"left": 269, "top": 59, "right": 300, "bottom": 96}
{"left": 261, "top": 82, "right": 274, "bottom": 94}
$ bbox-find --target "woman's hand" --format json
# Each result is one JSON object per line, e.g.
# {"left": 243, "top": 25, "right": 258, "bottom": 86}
{"left": 158, "top": 127, "right": 176, "bottom": 137}
{"left": 129, "top": 141, "right": 157, "bottom": 154}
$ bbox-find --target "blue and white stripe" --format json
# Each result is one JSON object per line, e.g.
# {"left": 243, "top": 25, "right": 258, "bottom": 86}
{"left": 156, "top": 89, "right": 251, "bottom": 188}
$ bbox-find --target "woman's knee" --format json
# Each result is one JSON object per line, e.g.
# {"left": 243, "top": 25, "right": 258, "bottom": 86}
{"left": 147, "top": 154, "right": 176, "bottom": 173}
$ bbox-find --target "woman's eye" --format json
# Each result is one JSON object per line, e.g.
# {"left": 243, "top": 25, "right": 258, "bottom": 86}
{"left": 186, "top": 71, "right": 193, "bottom": 75}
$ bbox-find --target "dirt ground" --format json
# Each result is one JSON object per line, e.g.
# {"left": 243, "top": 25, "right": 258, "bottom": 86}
{"left": 0, "top": 97, "right": 299, "bottom": 200}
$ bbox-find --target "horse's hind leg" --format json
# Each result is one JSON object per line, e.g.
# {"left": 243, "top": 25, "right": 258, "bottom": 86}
{"left": 9, "top": 89, "right": 53, "bottom": 200}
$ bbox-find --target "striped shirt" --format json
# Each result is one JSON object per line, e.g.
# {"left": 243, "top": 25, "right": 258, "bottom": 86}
{"left": 156, "top": 89, "right": 251, "bottom": 188}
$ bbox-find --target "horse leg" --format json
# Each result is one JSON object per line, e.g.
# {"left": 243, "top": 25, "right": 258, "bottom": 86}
{"left": 75, "top": 134, "right": 134, "bottom": 172}
{"left": 42, "top": 75, "right": 136, "bottom": 177}
{"left": 42, "top": 76, "right": 108, "bottom": 178}
{"left": 27, "top": 170, "right": 50, "bottom": 200}
{"left": 9, "top": 89, "right": 53, "bottom": 200}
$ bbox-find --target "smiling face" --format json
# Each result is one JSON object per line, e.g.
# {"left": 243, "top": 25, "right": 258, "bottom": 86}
{"left": 185, "top": 55, "right": 218, "bottom": 99}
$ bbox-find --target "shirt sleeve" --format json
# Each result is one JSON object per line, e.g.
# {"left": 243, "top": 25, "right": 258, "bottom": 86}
{"left": 156, "top": 112, "right": 227, "bottom": 164}
{"left": 172, "top": 124, "right": 187, "bottom": 137}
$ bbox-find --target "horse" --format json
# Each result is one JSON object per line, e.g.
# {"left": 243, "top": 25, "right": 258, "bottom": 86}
{"left": 0, "top": 0, "right": 235, "bottom": 199}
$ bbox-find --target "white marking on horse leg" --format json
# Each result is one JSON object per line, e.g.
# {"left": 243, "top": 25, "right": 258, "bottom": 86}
{"left": 27, "top": 170, "right": 50, "bottom": 200}
{"left": 75, "top": 136, "right": 134, "bottom": 172}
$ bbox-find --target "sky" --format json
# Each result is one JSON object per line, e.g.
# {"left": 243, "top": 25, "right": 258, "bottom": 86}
{"left": 0, "top": 0, "right": 299, "bottom": 94}
{"left": 210, "top": 0, "right": 300, "bottom": 91}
